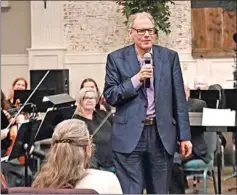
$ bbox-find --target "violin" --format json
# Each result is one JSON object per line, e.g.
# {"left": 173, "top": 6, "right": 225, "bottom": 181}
{"left": 1, "top": 173, "right": 8, "bottom": 188}
{"left": 14, "top": 98, "right": 21, "bottom": 109}
{"left": 2, "top": 110, "right": 25, "bottom": 165}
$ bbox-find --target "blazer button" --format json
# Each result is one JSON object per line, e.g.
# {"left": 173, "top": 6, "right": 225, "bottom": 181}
{"left": 144, "top": 105, "right": 147, "bottom": 108}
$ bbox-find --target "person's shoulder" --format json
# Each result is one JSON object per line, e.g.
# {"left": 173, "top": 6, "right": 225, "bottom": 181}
{"left": 87, "top": 169, "right": 120, "bottom": 187}
{"left": 190, "top": 98, "right": 206, "bottom": 105}
{"left": 153, "top": 45, "right": 177, "bottom": 56}
{"left": 94, "top": 110, "right": 107, "bottom": 117}
{"left": 87, "top": 168, "right": 115, "bottom": 178}
{"left": 189, "top": 98, "right": 207, "bottom": 109}
{"left": 76, "top": 169, "right": 112, "bottom": 185}
{"left": 77, "top": 169, "right": 122, "bottom": 194}
{"left": 108, "top": 44, "right": 134, "bottom": 58}
{"left": 73, "top": 114, "right": 83, "bottom": 120}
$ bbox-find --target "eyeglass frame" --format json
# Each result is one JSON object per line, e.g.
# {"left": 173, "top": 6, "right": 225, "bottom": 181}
{"left": 83, "top": 96, "right": 97, "bottom": 100}
{"left": 131, "top": 27, "right": 155, "bottom": 36}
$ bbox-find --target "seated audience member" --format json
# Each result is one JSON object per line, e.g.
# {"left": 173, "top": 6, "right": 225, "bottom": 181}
{"left": 193, "top": 75, "right": 208, "bottom": 90}
{"left": 32, "top": 119, "right": 122, "bottom": 194}
{"left": 8, "top": 77, "right": 28, "bottom": 107}
{"left": 73, "top": 88, "right": 114, "bottom": 171}
{"left": 80, "top": 78, "right": 111, "bottom": 112}
{"left": 169, "top": 84, "right": 211, "bottom": 194}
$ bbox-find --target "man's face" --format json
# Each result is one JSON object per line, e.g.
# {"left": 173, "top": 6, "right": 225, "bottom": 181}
{"left": 129, "top": 17, "right": 155, "bottom": 51}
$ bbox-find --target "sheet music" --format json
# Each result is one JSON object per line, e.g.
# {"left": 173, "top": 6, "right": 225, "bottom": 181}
{"left": 1, "top": 156, "right": 9, "bottom": 162}
{"left": 42, "top": 96, "right": 49, "bottom": 102}
{"left": 202, "top": 108, "right": 236, "bottom": 126}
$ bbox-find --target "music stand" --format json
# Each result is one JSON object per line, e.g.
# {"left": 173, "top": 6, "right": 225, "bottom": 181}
{"left": 34, "top": 93, "right": 76, "bottom": 142}
{"left": 34, "top": 106, "right": 76, "bottom": 142}
{"left": 1, "top": 110, "right": 9, "bottom": 129}
{"left": 14, "top": 90, "right": 55, "bottom": 112}
{"left": 6, "top": 119, "right": 41, "bottom": 186}
{"left": 223, "top": 89, "right": 237, "bottom": 192}
{"left": 190, "top": 90, "right": 219, "bottom": 108}
{"left": 43, "top": 93, "right": 76, "bottom": 108}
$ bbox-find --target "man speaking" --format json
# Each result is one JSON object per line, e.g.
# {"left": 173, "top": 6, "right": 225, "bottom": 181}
{"left": 103, "top": 12, "right": 192, "bottom": 194}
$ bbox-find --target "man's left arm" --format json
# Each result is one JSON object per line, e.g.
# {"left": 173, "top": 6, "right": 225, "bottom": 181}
{"left": 172, "top": 52, "right": 192, "bottom": 159}
{"left": 172, "top": 52, "right": 191, "bottom": 141}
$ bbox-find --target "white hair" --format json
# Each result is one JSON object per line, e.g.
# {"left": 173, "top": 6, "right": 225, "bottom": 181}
{"left": 127, "top": 12, "right": 155, "bottom": 29}
{"left": 194, "top": 75, "right": 208, "bottom": 89}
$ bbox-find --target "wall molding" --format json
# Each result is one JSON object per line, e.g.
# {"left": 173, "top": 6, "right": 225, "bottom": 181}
{"left": 1, "top": 1, "right": 10, "bottom": 8}
{"left": 1, "top": 54, "right": 28, "bottom": 65}
{"left": 1, "top": 52, "right": 234, "bottom": 66}
{"left": 1, "top": 52, "right": 235, "bottom": 92}
{"left": 27, "top": 48, "right": 66, "bottom": 69}
{"left": 65, "top": 53, "right": 107, "bottom": 65}
{"left": 1, "top": 52, "right": 234, "bottom": 65}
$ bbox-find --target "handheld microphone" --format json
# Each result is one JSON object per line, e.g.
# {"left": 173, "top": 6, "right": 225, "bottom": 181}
{"left": 144, "top": 53, "right": 152, "bottom": 88}
{"left": 233, "top": 32, "right": 237, "bottom": 44}
{"left": 196, "top": 87, "right": 202, "bottom": 99}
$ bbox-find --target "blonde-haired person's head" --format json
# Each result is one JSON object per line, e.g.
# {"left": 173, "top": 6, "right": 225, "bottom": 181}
{"left": 32, "top": 119, "right": 92, "bottom": 188}
{"left": 75, "top": 88, "right": 98, "bottom": 115}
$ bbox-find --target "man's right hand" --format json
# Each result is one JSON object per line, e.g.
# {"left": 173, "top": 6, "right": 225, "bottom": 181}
{"left": 137, "top": 65, "right": 153, "bottom": 82}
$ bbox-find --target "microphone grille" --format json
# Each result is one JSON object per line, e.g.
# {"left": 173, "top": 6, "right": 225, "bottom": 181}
{"left": 233, "top": 33, "right": 237, "bottom": 44}
{"left": 144, "top": 53, "right": 152, "bottom": 60}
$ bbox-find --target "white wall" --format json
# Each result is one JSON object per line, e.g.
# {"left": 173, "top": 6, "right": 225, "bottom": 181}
{"left": 1, "top": 1, "right": 236, "bottom": 98}
{"left": 1, "top": 55, "right": 29, "bottom": 95}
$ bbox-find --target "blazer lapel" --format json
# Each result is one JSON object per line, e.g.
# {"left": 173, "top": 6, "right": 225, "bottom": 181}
{"left": 153, "top": 46, "right": 163, "bottom": 101}
{"left": 125, "top": 44, "right": 140, "bottom": 76}
{"left": 125, "top": 44, "right": 147, "bottom": 98}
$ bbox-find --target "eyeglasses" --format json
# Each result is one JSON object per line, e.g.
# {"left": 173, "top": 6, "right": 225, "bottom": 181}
{"left": 131, "top": 27, "right": 155, "bottom": 36}
{"left": 83, "top": 96, "right": 96, "bottom": 100}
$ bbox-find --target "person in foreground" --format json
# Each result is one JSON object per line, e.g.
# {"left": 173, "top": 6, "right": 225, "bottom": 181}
{"left": 32, "top": 119, "right": 122, "bottom": 194}
{"left": 103, "top": 12, "right": 192, "bottom": 194}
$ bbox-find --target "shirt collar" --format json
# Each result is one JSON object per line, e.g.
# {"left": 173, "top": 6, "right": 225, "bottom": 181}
{"left": 137, "top": 47, "right": 153, "bottom": 65}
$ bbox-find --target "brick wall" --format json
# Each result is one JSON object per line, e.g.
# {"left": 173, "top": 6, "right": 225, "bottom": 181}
{"left": 63, "top": 1, "right": 191, "bottom": 53}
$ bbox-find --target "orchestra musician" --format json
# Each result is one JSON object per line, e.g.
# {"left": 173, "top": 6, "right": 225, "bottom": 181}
{"left": 1, "top": 90, "right": 32, "bottom": 187}
{"left": 1, "top": 90, "right": 17, "bottom": 188}
{"left": 8, "top": 77, "right": 28, "bottom": 108}
{"left": 80, "top": 78, "right": 111, "bottom": 112}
